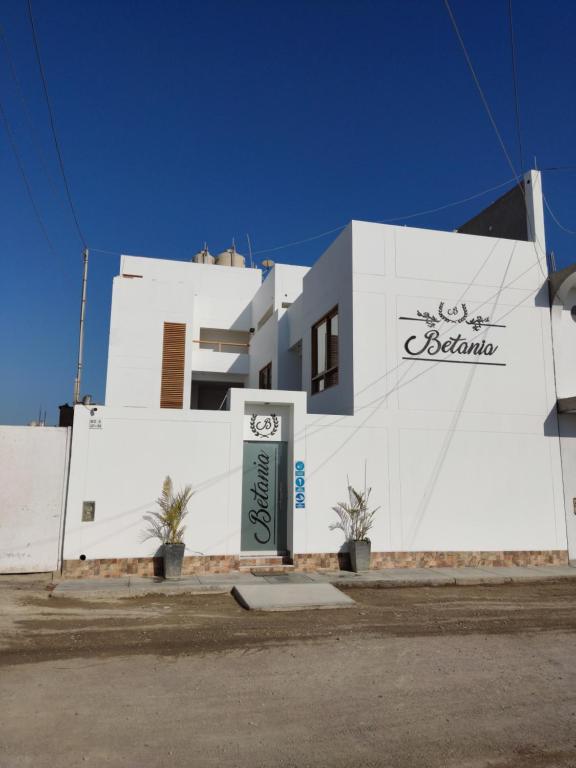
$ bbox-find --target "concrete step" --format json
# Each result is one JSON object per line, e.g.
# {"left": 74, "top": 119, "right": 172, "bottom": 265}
{"left": 238, "top": 555, "right": 292, "bottom": 573}
{"left": 246, "top": 565, "right": 296, "bottom": 575}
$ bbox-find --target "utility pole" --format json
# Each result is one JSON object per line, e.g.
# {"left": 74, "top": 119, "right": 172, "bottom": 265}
{"left": 73, "top": 247, "right": 89, "bottom": 404}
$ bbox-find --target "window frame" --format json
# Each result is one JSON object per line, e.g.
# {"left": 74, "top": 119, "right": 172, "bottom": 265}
{"left": 311, "top": 305, "right": 339, "bottom": 395}
{"left": 259, "top": 361, "right": 272, "bottom": 390}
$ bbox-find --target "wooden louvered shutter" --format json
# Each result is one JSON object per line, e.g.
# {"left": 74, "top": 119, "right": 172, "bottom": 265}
{"left": 160, "top": 322, "right": 186, "bottom": 408}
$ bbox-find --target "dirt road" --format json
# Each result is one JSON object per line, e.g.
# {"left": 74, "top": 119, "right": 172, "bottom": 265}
{"left": 1, "top": 577, "right": 576, "bottom": 767}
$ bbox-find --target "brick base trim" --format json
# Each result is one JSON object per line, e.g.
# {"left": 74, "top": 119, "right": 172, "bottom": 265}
{"left": 62, "top": 555, "right": 240, "bottom": 579}
{"left": 62, "top": 549, "right": 568, "bottom": 579}
{"left": 294, "top": 549, "right": 569, "bottom": 571}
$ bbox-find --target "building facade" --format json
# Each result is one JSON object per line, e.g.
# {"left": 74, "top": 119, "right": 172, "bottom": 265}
{"left": 63, "top": 171, "right": 576, "bottom": 576}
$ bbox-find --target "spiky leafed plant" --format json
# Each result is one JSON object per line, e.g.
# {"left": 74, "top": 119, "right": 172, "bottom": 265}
{"left": 144, "top": 476, "right": 193, "bottom": 545}
{"left": 330, "top": 483, "right": 379, "bottom": 542}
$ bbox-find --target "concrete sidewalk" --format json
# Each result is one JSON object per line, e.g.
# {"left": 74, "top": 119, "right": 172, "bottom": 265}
{"left": 50, "top": 564, "right": 576, "bottom": 600}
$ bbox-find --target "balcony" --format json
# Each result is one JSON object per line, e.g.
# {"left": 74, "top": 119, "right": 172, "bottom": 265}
{"left": 195, "top": 339, "right": 249, "bottom": 353}
{"left": 192, "top": 328, "right": 250, "bottom": 375}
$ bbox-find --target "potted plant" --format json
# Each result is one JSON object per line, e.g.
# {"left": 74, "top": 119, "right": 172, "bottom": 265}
{"left": 144, "top": 476, "right": 193, "bottom": 579}
{"left": 330, "top": 481, "right": 379, "bottom": 572}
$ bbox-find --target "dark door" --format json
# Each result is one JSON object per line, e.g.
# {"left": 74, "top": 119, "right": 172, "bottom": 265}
{"left": 241, "top": 441, "right": 287, "bottom": 552}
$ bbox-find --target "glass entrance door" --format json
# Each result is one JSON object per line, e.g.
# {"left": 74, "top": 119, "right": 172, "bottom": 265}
{"left": 241, "top": 441, "right": 287, "bottom": 552}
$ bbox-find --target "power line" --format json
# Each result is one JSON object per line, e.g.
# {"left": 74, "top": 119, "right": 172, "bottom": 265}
{"left": 541, "top": 165, "right": 576, "bottom": 173}
{"left": 253, "top": 225, "right": 347, "bottom": 256}
{"left": 246, "top": 177, "right": 518, "bottom": 257}
{"left": 442, "top": 0, "right": 547, "bottom": 277}
{"left": 507, "top": 0, "right": 524, "bottom": 174}
{"left": 26, "top": 0, "right": 87, "bottom": 248}
{"left": 89, "top": 176, "right": 518, "bottom": 260}
{"left": 443, "top": 0, "right": 521, "bottom": 187}
{"left": 0, "top": 93, "right": 63, "bottom": 268}
{"left": 0, "top": 25, "right": 62, "bottom": 199}
{"left": 543, "top": 194, "right": 576, "bottom": 236}
{"left": 251, "top": 0, "right": 549, "bottom": 264}
{"left": 379, "top": 176, "right": 516, "bottom": 223}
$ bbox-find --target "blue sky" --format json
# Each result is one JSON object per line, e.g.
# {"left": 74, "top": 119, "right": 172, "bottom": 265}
{"left": 1, "top": 0, "right": 575, "bottom": 425}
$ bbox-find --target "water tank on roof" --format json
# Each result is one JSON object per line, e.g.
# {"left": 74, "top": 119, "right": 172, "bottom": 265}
{"left": 192, "top": 246, "right": 214, "bottom": 265}
{"left": 216, "top": 246, "right": 245, "bottom": 268}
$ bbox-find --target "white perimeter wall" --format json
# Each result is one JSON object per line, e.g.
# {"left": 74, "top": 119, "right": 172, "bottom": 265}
{"left": 65, "top": 406, "right": 235, "bottom": 560}
{"left": 0, "top": 426, "right": 70, "bottom": 572}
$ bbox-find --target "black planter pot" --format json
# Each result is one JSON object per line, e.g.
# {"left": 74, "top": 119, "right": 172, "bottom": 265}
{"left": 163, "top": 542, "right": 185, "bottom": 579}
{"left": 349, "top": 540, "right": 371, "bottom": 572}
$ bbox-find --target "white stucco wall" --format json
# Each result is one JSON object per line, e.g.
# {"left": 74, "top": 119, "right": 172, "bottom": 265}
{"left": 551, "top": 278, "right": 576, "bottom": 400}
{"left": 247, "top": 264, "right": 309, "bottom": 390}
{"left": 70, "top": 188, "right": 567, "bottom": 563}
{"left": 106, "top": 256, "right": 262, "bottom": 408}
{"left": 64, "top": 391, "right": 308, "bottom": 562}
{"left": 296, "top": 225, "right": 355, "bottom": 416}
{"left": 248, "top": 310, "right": 278, "bottom": 388}
{"left": 65, "top": 406, "right": 235, "bottom": 560}
{"left": 558, "top": 414, "right": 576, "bottom": 561}
{"left": 271, "top": 216, "right": 562, "bottom": 557}
{"left": 0, "top": 426, "right": 70, "bottom": 573}
{"left": 272, "top": 264, "right": 309, "bottom": 311}
{"left": 293, "top": 218, "right": 564, "bottom": 555}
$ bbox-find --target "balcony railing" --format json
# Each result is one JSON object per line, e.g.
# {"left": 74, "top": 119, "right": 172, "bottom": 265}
{"left": 194, "top": 339, "right": 250, "bottom": 354}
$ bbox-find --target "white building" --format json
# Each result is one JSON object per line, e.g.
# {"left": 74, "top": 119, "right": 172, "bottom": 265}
{"left": 63, "top": 171, "right": 576, "bottom": 576}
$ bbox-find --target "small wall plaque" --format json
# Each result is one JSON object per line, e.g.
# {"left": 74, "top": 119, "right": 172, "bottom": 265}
{"left": 573, "top": 498, "right": 576, "bottom": 516}
{"left": 82, "top": 501, "right": 96, "bottom": 522}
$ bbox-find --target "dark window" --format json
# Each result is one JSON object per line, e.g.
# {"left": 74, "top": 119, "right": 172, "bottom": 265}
{"left": 190, "top": 381, "right": 243, "bottom": 410}
{"left": 259, "top": 362, "right": 272, "bottom": 390}
{"left": 311, "top": 306, "right": 338, "bottom": 394}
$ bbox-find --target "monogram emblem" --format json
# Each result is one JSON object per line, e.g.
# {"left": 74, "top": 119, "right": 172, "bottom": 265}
{"left": 417, "top": 302, "right": 489, "bottom": 332}
{"left": 249, "top": 414, "right": 279, "bottom": 439}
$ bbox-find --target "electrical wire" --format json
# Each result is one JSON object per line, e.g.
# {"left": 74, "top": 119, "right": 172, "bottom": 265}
{"left": 90, "top": 175, "right": 521, "bottom": 260}
{"left": 252, "top": 179, "right": 519, "bottom": 256}
{"left": 508, "top": 0, "right": 524, "bottom": 174}
{"left": 26, "top": 0, "right": 87, "bottom": 248}
{"left": 541, "top": 165, "right": 576, "bottom": 172}
{"left": 378, "top": 176, "right": 516, "bottom": 223}
{"left": 0, "top": 94, "right": 64, "bottom": 268}
{"left": 0, "top": 25, "right": 62, "bottom": 199}
{"left": 252, "top": 225, "right": 347, "bottom": 256}
{"left": 89, "top": 176, "right": 517, "bottom": 259}
{"left": 543, "top": 194, "right": 576, "bottom": 236}
{"left": 442, "top": 0, "right": 547, "bottom": 277}
{"left": 443, "top": 0, "right": 521, "bottom": 187}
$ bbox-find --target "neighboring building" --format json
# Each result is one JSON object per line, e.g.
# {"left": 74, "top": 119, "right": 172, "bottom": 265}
{"left": 63, "top": 171, "right": 576, "bottom": 576}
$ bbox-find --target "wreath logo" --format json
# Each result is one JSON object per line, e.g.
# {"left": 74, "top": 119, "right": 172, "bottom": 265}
{"left": 249, "top": 414, "right": 279, "bottom": 439}
{"left": 416, "top": 302, "right": 489, "bottom": 332}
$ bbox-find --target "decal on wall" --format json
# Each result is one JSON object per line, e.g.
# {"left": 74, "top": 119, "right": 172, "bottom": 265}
{"left": 415, "top": 302, "right": 493, "bottom": 331}
{"left": 294, "top": 461, "right": 305, "bottom": 509}
{"left": 399, "top": 302, "right": 506, "bottom": 366}
{"left": 249, "top": 414, "right": 279, "bottom": 439}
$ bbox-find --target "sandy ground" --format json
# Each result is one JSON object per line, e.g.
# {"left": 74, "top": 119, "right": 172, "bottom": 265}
{"left": 1, "top": 576, "right": 576, "bottom": 767}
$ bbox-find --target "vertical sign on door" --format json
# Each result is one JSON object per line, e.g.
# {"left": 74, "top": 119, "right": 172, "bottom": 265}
{"left": 241, "top": 442, "right": 287, "bottom": 552}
